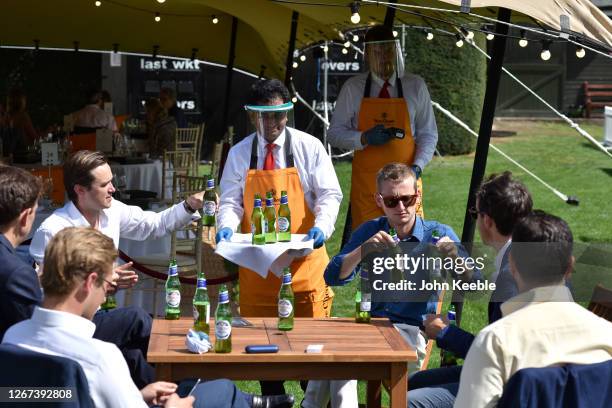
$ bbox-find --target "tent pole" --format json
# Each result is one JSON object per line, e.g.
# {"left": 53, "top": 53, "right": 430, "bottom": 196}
{"left": 454, "top": 7, "right": 511, "bottom": 327}
{"left": 284, "top": 11, "right": 300, "bottom": 86}
{"left": 221, "top": 16, "right": 239, "bottom": 134}
{"left": 383, "top": 0, "right": 397, "bottom": 27}
{"left": 461, "top": 8, "right": 512, "bottom": 246}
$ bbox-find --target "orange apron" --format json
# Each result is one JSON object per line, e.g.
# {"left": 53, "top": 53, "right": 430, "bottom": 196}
{"left": 239, "top": 130, "right": 333, "bottom": 318}
{"left": 351, "top": 74, "right": 424, "bottom": 230}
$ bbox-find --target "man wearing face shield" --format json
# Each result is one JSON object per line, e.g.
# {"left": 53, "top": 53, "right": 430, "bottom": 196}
{"left": 329, "top": 24, "right": 438, "bottom": 231}
{"left": 216, "top": 79, "right": 342, "bottom": 321}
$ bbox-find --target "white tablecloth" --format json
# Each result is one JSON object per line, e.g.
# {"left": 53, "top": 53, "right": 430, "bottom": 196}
{"left": 110, "top": 160, "right": 163, "bottom": 197}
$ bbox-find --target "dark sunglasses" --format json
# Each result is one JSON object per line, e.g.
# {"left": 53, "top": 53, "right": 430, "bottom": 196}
{"left": 378, "top": 193, "right": 418, "bottom": 208}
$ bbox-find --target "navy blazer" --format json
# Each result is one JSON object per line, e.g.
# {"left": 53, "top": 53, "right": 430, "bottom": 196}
{"left": 0, "top": 343, "right": 95, "bottom": 407}
{"left": 436, "top": 246, "right": 518, "bottom": 358}
{"left": 497, "top": 360, "right": 612, "bottom": 408}
{"left": 0, "top": 234, "right": 42, "bottom": 341}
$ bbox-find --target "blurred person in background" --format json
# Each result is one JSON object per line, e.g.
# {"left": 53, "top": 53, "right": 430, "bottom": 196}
{"left": 1, "top": 88, "right": 38, "bottom": 153}
{"left": 145, "top": 98, "right": 177, "bottom": 157}
{"left": 72, "top": 90, "right": 117, "bottom": 133}
{"left": 159, "top": 87, "right": 187, "bottom": 127}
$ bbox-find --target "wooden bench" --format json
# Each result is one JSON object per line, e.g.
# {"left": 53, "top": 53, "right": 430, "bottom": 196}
{"left": 583, "top": 81, "right": 612, "bottom": 118}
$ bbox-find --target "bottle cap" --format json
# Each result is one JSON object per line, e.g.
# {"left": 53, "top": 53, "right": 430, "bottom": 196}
{"left": 207, "top": 179, "right": 215, "bottom": 188}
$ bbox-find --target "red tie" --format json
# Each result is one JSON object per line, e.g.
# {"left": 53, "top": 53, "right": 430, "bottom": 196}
{"left": 378, "top": 80, "right": 391, "bottom": 98}
{"left": 263, "top": 143, "right": 275, "bottom": 170}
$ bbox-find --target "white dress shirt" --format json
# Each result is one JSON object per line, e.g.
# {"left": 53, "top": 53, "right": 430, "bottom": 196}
{"left": 30, "top": 199, "right": 197, "bottom": 264}
{"left": 328, "top": 71, "right": 438, "bottom": 170}
{"left": 72, "top": 104, "right": 118, "bottom": 131}
{"left": 455, "top": 285, "right": 612, "bottom": 408}
{"left": 218, "top": 126, "right": 342, "bottom": 239}
{"left": 2, "top": 307, "right": 147, "bottom": 408}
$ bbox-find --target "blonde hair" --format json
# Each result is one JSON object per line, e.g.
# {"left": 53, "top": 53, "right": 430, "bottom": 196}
{"left": 41, "top": 227, "right": 117, "bottom": 297}
{"left": 376, "top": 162, "right": 417, "bottom": 192}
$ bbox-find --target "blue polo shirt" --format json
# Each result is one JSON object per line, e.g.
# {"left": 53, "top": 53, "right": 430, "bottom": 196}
{"left": 324, "top": 216, "right": 464, "bottom": 327}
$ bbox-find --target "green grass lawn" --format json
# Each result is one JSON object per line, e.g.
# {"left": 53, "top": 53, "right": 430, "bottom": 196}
{"left": 232, "top": 120, "right": 612, "bottom": 405}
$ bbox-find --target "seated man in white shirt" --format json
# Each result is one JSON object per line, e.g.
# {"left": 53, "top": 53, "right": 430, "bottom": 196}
{"left": 29, "top": 149, "right": 206, "bottom": 388}
{"left": 4, "top": 227, "right": 294, "bottom": 408}
{"left": 72, "top": 90, "right": 118, "bottom": 132}
{"left": 454, "top": 211, "right": 612, "bottom": 408}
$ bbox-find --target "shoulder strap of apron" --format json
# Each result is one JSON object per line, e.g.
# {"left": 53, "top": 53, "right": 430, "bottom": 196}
{"left": 364, "top": 73, "right": 404, "bottom": 98}
{"left": 249, "top": 130, "right": 294, "bottom": 170}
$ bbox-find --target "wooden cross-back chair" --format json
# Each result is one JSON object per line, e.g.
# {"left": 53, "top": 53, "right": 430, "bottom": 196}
{"left": 175, "top": 126, "right": 202, "bottom": 173}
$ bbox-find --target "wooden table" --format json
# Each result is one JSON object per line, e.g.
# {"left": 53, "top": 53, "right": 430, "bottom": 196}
{"left": 148, "top": 317, "right": 416, "bottom": 408}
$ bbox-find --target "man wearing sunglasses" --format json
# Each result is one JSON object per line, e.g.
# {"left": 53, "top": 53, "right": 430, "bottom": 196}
{"left": 328, "top": 24, "right": 438, "bottom": 231}
{"left": 305, "top": 163, "right": 468, "bottom": 407}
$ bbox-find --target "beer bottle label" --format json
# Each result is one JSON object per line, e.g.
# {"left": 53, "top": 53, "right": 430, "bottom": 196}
{"left": 360, "top": 293, "right": 371, "bottom": 311}
{"left": 278, "top": 217, "right": 290, "bottom": 232}
{"left": 166, "top": 290, "right": 181, "bottom": 307}
{"left": 193, "top": 304, "right": 210, "bottom": 323}
{"left": 263, "top": 222, "right": 268, "bottom": 233}
{"left": 204, "top": 201, "right": 216, "bottom": 216}
{"left": 278, "top": 299, "right": 293, "bottom": 317}
{"left": 215, "top": 320, "right": 232, "bottom": 340}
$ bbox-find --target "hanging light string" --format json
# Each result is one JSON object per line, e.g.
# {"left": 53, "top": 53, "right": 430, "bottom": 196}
{"left": 365, "top": 0, "right": 611, "bottom": 55}
{"left": 462, "top": 36, "right": 612, "bottom": 159}
{"left": 97, "top": 0, "right": 224, "bottom": 21}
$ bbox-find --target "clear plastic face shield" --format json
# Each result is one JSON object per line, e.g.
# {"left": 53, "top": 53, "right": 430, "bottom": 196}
{"left": 245, "top": 102, "right": 295, "bottom": 142}
{"left": 364, "top": 39, "right": 405, "bottom": 81}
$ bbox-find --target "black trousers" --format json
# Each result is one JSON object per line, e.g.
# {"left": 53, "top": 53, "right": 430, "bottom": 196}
{"left": 93, "top": 306, "right": 155, "bottom": 388}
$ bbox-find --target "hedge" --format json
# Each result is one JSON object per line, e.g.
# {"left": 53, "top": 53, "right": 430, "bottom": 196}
{"left": 403, "top": 31, "right": 487, "bottom": 155}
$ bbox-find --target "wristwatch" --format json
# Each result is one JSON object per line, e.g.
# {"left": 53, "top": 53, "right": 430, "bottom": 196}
{"left": 183, "top": 200, "right": 197, "bottom": 214}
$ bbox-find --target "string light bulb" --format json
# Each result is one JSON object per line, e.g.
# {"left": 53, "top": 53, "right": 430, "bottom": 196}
{"left": 157, "top": 0, "right": 166, "bottom": 3}
{"left": 95, "top": 0, "right": 101, "bottom": 6}
{"left": 392, "top": 30, "right": 398, "bottom": 38}
{"left": 344, "top": 41, "right": 351, "bottom": 48}
{"left": 575, "top": 46, "right": 585, "bottom": 58}
{"left": 486, "top": 32, "right": 494, "bottom": 41}
{"left": 466, "top": 31, "right": 474, "bottom": 40}
{"left": 342, "top": 48, "right": 348, "bottom": 54}
{"left": 292, "top": 61, "right": 298, "bottom": 68}
{"left": 291, "top": 96, "right": 298, "bottom": 103}
{"left": 540, "top": 41, "right": 551, "bottom": 61}
{"left": 352, "top": 34, "right": 359, "bottom": 42}
{"left": 212, "top": 15, "right": 219, "bottom": 24}
{"left": 322, "top": 44, "right": 329, "bottom": 53}
{"left": 426, "top": 31, "right": 434, "bottom": 41}
{"left": 299, "top": 54, "right": 306, "bottom": 62}
{"left": 155, "top": 12, "right": 161, "bottom": 22}
{"left": 519, "top": 29, "right": 528, "bottom": 47}
{"left": 350, "top": 2, "right": 361, "bottom": 24}
{"left": 455, "top": 34, "right": 464, "bottom": 48}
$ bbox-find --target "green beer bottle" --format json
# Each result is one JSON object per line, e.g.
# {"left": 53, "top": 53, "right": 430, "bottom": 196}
{"left": 440, "top": 305, "right": 459, "bottom": 366}
{"left": 251, "top": 196, "right": 265, "bottom": 245}
{"left": 355, "top": 268, "right": 371, "bottom": 323}
{"left": 100, "top": 293, "right": 117, "bottom": 310}
{"left": 203, "top": 178, "right": 217, "bottom": 227}
{"left": 214, "top": 284, "right": 232, "bottom": 353}
{"left": 277, "top": 268, "right": 294, "bottom": 331}
{"left": 389, "top": 227, "right": 403, "bottom": 282}
{"left": 192, "top": 275, "right": 210, "bottom": 334}
{"left": 429, "top": 229, "right": 443, "bottom": 281}
{"left": 277, "top": 191, "right": 291, "bottom": 242}
{"left": 264, "top": 191, "right": 277, "bottom": 243}
{"left": 165, "top": 259, "right": 181, "bottom": 320}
